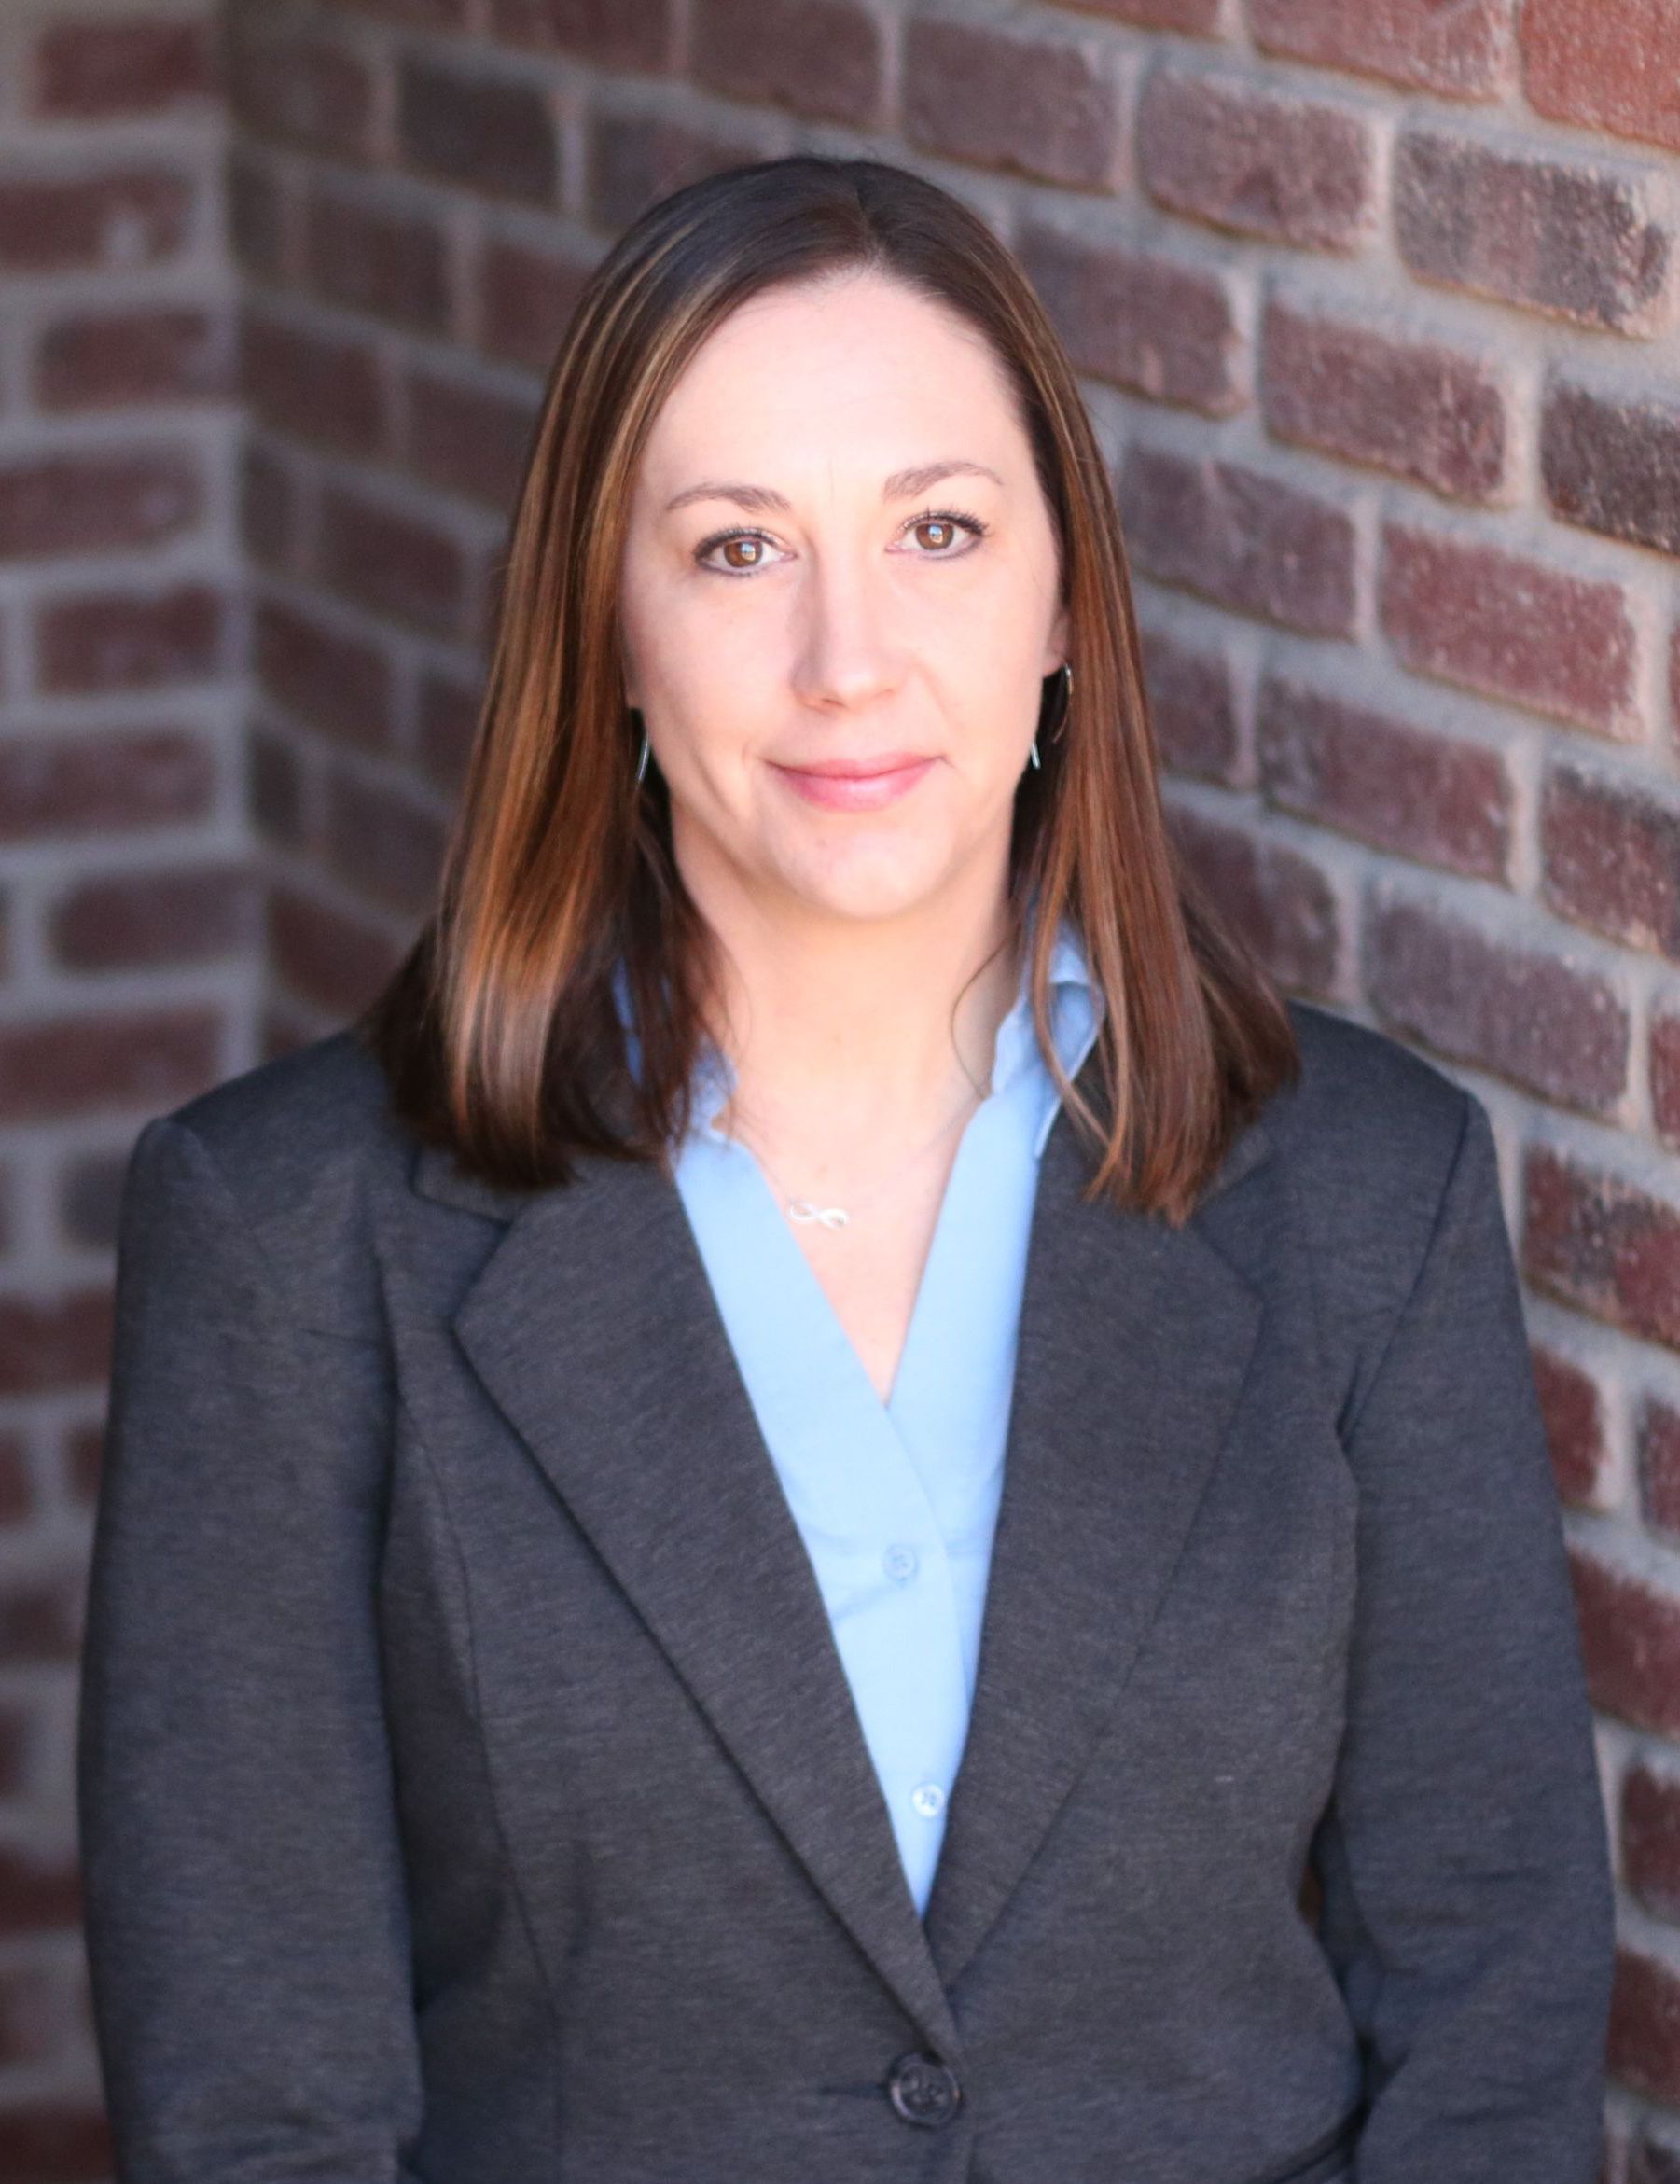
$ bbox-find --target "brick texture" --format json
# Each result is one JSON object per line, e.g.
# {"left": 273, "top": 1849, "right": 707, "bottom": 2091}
{"left": 1250, "top": 0, "right": 1516, "bottom": 99}
{"left": 6, "top": 0, "right": 1678, "bottom": 2155}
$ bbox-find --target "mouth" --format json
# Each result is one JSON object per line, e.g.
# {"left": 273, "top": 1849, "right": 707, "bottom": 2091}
{"left": 768, "top": 752, "right": 938, "bottom": 813}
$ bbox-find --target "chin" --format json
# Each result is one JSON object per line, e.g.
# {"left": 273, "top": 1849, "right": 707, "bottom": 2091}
{"left": 774, "top": 849, "right": 957, "bottom": 926}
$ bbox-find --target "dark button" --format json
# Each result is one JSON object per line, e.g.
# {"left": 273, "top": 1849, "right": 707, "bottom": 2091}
{"left": 885, "top": 2051, "right": 962, "bottom": 2128}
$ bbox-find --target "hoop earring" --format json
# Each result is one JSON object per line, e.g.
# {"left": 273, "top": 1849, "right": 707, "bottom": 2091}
{"left": 1028, "top": 736, "right": 1042, "bottom": 771}
{"left": 1049, "top": 661, "right": 1074, "bottom": 743}
{"left": 630, "top": 708, "right": 649, "bottom": 784}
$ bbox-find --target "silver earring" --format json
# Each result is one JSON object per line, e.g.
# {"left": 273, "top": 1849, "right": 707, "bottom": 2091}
{"left": 635, "top": 730, "right": 649, "bottom": 783}
{"left": 1028, "top": 736, "right": 1042, "bottom": 770}
{"left": 1050, "top": 661, "right": 1074, "bottom": 743}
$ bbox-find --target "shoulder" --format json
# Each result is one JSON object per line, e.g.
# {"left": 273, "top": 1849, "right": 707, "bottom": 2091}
{"left": 119, "top": 1026, "right": 416, "bottom": 1339}
{"left": 1263, "top": 996, "right": 1487, "bottom": 1316}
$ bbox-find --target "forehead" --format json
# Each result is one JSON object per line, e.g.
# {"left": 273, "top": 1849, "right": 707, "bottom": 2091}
{"left": 639, "top": 273, "right": 1024, "bottom": 480}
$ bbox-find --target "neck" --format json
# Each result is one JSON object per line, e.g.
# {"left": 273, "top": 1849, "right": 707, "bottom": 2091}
{"left": 685, "top": 863, "right": 1026, "bottom": 1166}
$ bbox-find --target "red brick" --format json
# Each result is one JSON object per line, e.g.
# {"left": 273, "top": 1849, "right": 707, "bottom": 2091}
{"left": 1020, "top": 225, "right": 1245, "bottom": 415}
{"left": 1395, "top": 129, "right": 1676, "bottom": 335}
{"left": 325, "top": 0, "right": 466, "bottom": 21}
{"left": 243, "top": 309, "right": 384, "bottom": 458}
{"left": 1261, "top": 298, "right": 1509, "bottom": 502}
{"left": 0, "top": 1430, "right": 32, "bottom": 1525}
{"left": 242, "top": 440, "right": 299, "bottom": 571}
{"left": 1571, "top": 1550, "right": 1680, "bottom": 1737}
{"left": 65, "top": 1420, "right": 104, "bottom": 1507}
{"left": 1119, "top": 447, "right": 1356, "bottom": 637}
{"left": 1068, "top": 0, "right": 1219, "bottom": 26}
{"left": 405, "top": 369, "right": 536, "bottom": 510}
{"left": 693, "top": 0, "right": 882, "bottom": 128}
{"left": 478, "top": 238, "right": 590, "bottom": 370}
{"left": 0, "top": 728, "right": 214, "bottom": 841}
{"left": 0, "top": 1290, "right": 111, "bottom": 1398}
{"left": 1138, "top": 70, "right": 1375, "bottom": 251}
{"left": 0, "top": 1007, "right": 219, "bottom": 1124}
{"left": 491, "top": 0, "right": 673, "bottom": 62}
{"left": 0, "top": 449, "right": 201, "bottom": 563}
{"left": 228, "top": 147, "right": 288, "bottom": 281}
{"left": 318, "top": 486, "right": 465, "bottom": 637}
{"left": 1257, "top": 673, "right": 1510, "bottom": 877}
{"left": 256, "top": 595, "right": 393, "bottom": 748}
{"left": 0, "top": 2101, "right": 110, "bottom": 2184}
{"left": 1526, "top": 1147, "right": 1680, "bottom": 1351}
{"left": 1656, "top": 1005, "right": 1680, "bottom": 1145}
{"left": 1532, "top": 1346, "right": 1610, "bottom": 1507}
{"left": 417, "top": 667, "right": 481, "bottom": 790}
{"left": 225, "top": 7, "right": 374, "bottom": 159}
{"left": 35, "top": 306, "right": 230, "bottom": 411}
{"left": 0, "top": 1963, "right": 68, "bottom": 2067}
{"left": 1623, "top": 1758, "right": 1680, "bottom": 1918}
{"left": 249, "top": 718, "right": 307, "bottom": 848}
{"left": 585, "top": 113, "right": 768, "bottom": 233}
{"left": 304, "top": 187, "right": 451, "bottom": 333}
{"left": 324, "top": 766, "right": 447, "bottom": 915}
{"left": 0, "top": 169, "right": 191, "bottom": 272}
{"left": 34, "top": 16, "right": 215, "bottom": 118}
{"left": 1523, "top": 0, "right": 1680, "bottom": 156}
{"left": 1162, "top": 802, "right": 1340, "bottom": 991}
{"left": 1542, "top": 377, "right": 1680, "bottom": 560}
{"left": 1252, "top": 0, "right": 1515, "bottom": 99}
{"left": 1541, "top": 763, "right": 1680, "bottom": 962}
{"left": 51, "top": 865, "right": 258, "bottom": 971}
{"left": 903, "top": 18, "right": 1126, "bottom": 190}
{"left": 269, "top": 882, "right": 399, "bottom": 1016}
{"left": 1380, "top": 523, "right": 1641, "bottom": 737}
{"left": 1610, "top": 1945, "right": 1680, "bottom": 2105}
{"left": 1138, "top": 623, "right": 1240, "bottom": 781}
{"left": 35, "top": 584, "right": 225, "bottom": 692}
{"left": 61, "top": 1148, "right": 132, "bottom": 1255}
{"left": 1640, "top": 1398, "right": 1680, "bottom": 1541}
{"left": 1361, "top": 897, "right": 1629, "bottom": 1113}
{"left": 397, "top": 54, "right": 558, "bottom": 203}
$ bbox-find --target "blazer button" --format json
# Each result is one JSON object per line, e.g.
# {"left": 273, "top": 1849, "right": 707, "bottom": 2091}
{"left": 885, "top": 2052, "right": 963, "bottom": 2128}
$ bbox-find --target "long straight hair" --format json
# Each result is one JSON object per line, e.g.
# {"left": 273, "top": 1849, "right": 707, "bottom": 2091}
{"left": 358, "top": 153, "right": 1299, "bottom": 1225}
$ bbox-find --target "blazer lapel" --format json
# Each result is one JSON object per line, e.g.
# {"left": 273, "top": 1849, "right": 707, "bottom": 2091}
{"left": 412, "top": 1067, "right": 1274, "bottom": 2041}
{"left": 415, "top": 1136, "right": 964, "bottom": 2062}
{"left": 919, "top": 1099, "right": 1272, "bottom": 1989}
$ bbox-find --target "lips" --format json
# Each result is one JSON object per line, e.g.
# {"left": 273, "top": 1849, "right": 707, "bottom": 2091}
{"left": 769, "top": 753, "right": 937, "bottom": 813}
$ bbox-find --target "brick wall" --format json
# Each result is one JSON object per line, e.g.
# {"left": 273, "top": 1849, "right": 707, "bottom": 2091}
{"left": 0, "top": 1, "right": 244, "bottom": 2175}
{"left": 3, "top": 0, "right": 1676, "bottom": 2174}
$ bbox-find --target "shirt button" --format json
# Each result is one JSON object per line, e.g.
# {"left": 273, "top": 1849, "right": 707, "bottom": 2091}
{"left": 910, "top": 1781, "right": 946, "bottom": 1819}
{"left": 882, "top": 1543, "right": 919, "bottom": 1583}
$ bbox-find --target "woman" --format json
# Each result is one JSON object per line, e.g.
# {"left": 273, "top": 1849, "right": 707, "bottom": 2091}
{"left": 78, "top": 154, "right": 1614, "bottom": 2184}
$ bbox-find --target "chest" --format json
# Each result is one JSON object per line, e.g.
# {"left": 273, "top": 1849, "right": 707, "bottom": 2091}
{"left": 781, "top": 1134, "right": 965, "bottom": 1404}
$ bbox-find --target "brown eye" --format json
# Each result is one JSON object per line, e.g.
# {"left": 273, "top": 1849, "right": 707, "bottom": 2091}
{"left": 719, "top": 537, "right": 765, "bottom": 571}
{"left": 913, "top": 518, "right": 958, "bottom": 551}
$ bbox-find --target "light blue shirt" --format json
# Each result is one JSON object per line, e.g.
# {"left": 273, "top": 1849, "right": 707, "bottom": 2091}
{"left": 616, "top": 901, "right": 1103, "bottom": 1913}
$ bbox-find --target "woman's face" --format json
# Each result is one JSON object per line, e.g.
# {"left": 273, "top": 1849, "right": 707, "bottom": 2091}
{"left": 617, "top": 269, "right": 1069, "bottom": 931}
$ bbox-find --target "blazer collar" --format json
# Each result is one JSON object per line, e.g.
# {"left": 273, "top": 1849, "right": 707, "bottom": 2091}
{"left": 410, "top": 1065, "right": 1274, "bottom": 2059}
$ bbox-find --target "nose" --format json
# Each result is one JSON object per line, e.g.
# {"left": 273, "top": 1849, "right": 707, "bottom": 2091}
{"left": 788, "top": 543, "right": 905, "bottom": 716}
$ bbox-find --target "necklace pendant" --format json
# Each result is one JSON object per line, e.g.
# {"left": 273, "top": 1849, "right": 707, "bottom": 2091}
{"left": 787, "top": 1199, "right": 849, "bottom": 1231}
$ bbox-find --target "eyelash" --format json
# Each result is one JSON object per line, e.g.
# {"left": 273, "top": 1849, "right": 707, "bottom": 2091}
{"left": 692, "top": 505, "right": 992, "bottom": 577}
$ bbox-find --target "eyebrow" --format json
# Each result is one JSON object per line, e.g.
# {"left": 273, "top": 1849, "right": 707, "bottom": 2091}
{"left": 662, "top": 458, "right": 1005, "bottom": 517}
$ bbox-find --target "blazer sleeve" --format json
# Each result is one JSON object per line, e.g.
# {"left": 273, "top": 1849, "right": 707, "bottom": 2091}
{"left": 77, "top": 1113, "right": 426, "bottom": 2183}
{"left": 1309, "top": 1089, "right": 1616, "bottom": 2181}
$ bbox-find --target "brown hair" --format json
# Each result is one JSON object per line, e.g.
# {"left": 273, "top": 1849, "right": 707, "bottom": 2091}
{"left": 357, "top": 152, "right": 1299, "bottom": 1225}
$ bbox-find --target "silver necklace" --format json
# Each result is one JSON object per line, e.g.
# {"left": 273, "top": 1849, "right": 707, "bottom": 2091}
{"left": 720, "top": 1073, "right": 991, "bottom": 1231}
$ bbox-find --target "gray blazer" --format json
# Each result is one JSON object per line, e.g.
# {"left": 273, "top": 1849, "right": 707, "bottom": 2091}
{"left": 77, "top": 995, "right": 1615, "bottom": 2184}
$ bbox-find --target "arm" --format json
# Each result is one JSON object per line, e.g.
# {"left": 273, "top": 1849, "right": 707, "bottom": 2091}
{"left": 77, "top": 1114, "right": 425, "bottom": 2182}
{"left": 1310, "top": 1092, "right": 1615, "bottom": 2182}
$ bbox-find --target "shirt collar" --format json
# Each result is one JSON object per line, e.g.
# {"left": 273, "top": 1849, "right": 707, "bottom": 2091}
{"left": 612, "top": 893, "right": 1104, "bottom": 1161}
